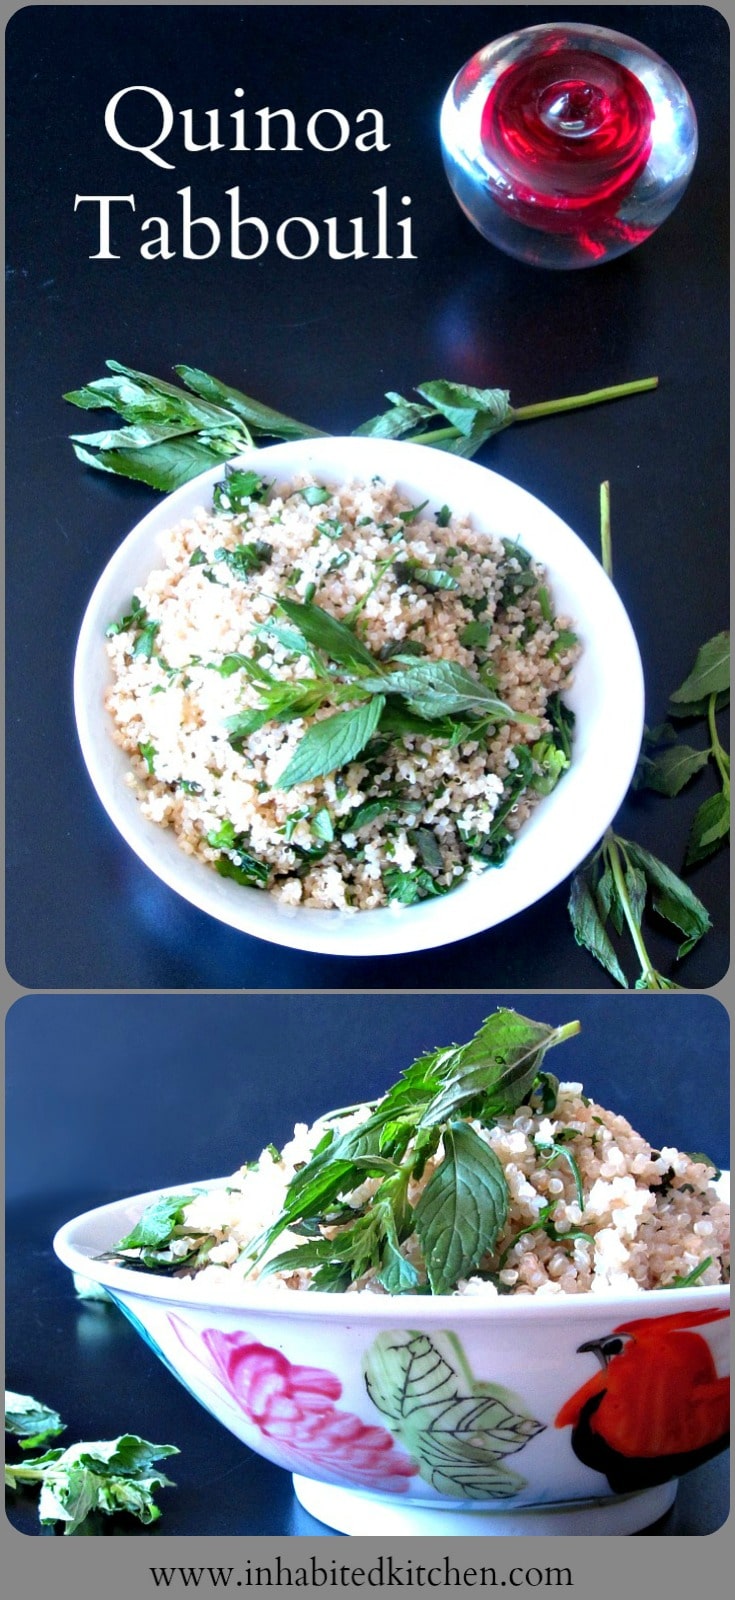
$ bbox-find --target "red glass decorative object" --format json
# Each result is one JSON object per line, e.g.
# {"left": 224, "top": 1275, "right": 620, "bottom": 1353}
{"left": 441, "top": 24, "right": 698, "bottom": 268}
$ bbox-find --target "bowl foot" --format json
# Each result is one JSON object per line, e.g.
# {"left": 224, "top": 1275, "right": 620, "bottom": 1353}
{"left": 292, "top": 1475, "right": 678, "bottom": 1537}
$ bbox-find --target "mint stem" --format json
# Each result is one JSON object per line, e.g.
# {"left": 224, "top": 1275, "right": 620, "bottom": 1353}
{"left": 5, "top": 1463, "right": 47, "bottom": 1484}
{"left": 551, "top": 1020, "right": 582, "bottom": 1047}
{"left": 406, "top": 424, "right": 463, "bottom": 446}
{"left": 707, "top": 693, "right": 730, "bottom": 792}
{"left": 513, "top": 376, "right": 658, "bottom": 422}
{"left": 607, "top": 832, "right": 653, "bottom": 979}
{"left": 600, "top": 481, "right": 612, "bottom": 580}
{"left": 406, "top": 377, "right": 658, "bottom": 449}
{"left": 606, "top": 831, "right": 674, "bottom": 990}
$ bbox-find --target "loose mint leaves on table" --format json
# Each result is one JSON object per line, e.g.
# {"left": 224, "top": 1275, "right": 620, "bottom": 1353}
{"left": 64, "top": 361, "right": 658, "bottom": 491}
{"left": 636, "top": 633, "right": 730, "bottom": 866}
{"left": 568, "top": 489, "right": 724, "bottom": 990}
{"left": 5, "top": 1392, "right": 178, "bottom": 1535}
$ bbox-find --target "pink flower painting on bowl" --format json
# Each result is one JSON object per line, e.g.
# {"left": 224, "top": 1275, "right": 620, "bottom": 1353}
{"left": 169, "top": 1317, "right": 418, "bottom": 1491}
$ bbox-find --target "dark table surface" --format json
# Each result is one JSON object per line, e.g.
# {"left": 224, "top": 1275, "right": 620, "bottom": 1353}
{"left": 5, "top": 4, "right": 729, "bottom": 991}
{"left": 6, "top": 991, "right": 730, "bottom": 1538}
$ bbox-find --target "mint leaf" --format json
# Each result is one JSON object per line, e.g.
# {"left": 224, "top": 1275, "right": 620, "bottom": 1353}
{"left": 409, "top": 827, "right": 443, "bottom": 874}
{"left": 623, "top": 839, "right": 712, "bottom": 958}
{"left": 348, "top": 797, "right": 400, "bottom": 832}
{"left": 569, "top": 875, "right": 628, "bottom": 987}
{"left": 71, "top": 421, "right": 201, "bottom": 450}
{"left": 106, "top": 595, "right": 146, "bottom": 637}
{"left": 115, "top": 1194, "right": 197, "bottom": 1251}
{"left": 255, "top": 618, "right": 313, "bottom": 657}
{"left": 641, "top": 743, "right": 710, "bottom": 796}
{"left": 393, "top": 560, "right": 459, "bottom": 591}
{"left": 623, "top": 865, "right": 647, "bottom": 931}
{"left": 174, "top": 365, "right": 324, "bottom": 440}
{"left": 685, "top": 790, "right": 730, "bottom": 866}
{"left": 277, "top": 597, "right": 377, "bottom": 672}
{"left": 376, "top": 1230, "right": 421, "bottom": 1295}
{"left": 215, "top": 852, "right": 270, "bottom": 889}
{"left": 209, "top": 653, "right": 252, "bottom": 677}
{"left": 459, "top": 620, "right": 490, "bottom": 650}
{"left": 596, "top": 865, "right": 624, "bottom": 936}
{"left": 5, "top": 1392, "right": 65, "bottom": 1450}
{"left": 278, "top": 696, "right": 386, "bottom": 789}
{"left": 668, "top": 690, "right": 729, "bottom": 720}
{"left": 311, "top": 808, "right": 334, "bottom": 843}
{"left": 383, "top": 865, "right": 454, "bottom": 904}
{"left": 247, "top": 1008, "right": 582, "bottom": 1293}
{"left": 30, "top": 1435, "right": 179, "bottom": 1536}
{"left": 213, "top": 469, "right": 270, "bottom": 514}
{"left": 416, "top": 381, "right": 513, "bottom": 439}
{"left": 418, "top": 1011, "right": 580, "bottom": 1126}
{"left": 206, "top": 822, "right": 270, "bottom": 887}
{"left": 669, "top": 633, "right": 730, "bottom": 707}
{"left": 255, "top": 1119, "right": 392, "bottom": 1255}
{"left": 138, "top": 740, "right": 157, "bottom": 775}
{"left": 73, "top": 437, "right": 228, "bottom": 492}
{"left": 131, "top": 620, "right": 160, "bottom": 661}
{"left": 360, "top": 659, "right": 519, "bottom": 723}
{"left": 352, "top": 393, "right": 436, "bottom": 440}
{"left": 414, "top": 1123, "right": 509, "bottom": 1293}
{"left": 213, "top": 541, "right": 272, "bottom": 578}
{"left": 299, "top": 485, "right": 331, "bottom": 506}
{"left": 104, "top": 360, "right": 245, "bottom": 426}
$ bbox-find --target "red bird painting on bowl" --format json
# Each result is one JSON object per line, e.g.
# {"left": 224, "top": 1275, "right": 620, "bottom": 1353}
{"left": 556, "top": 1307, "right": 730, "bottom": 1494}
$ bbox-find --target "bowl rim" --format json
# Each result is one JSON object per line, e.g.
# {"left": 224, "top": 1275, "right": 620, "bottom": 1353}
{"left": 54, "top": 1178, "right": 730, "bottom": 1322}
{"left": 74, "top": 435, "right": 645, "bottom": 955}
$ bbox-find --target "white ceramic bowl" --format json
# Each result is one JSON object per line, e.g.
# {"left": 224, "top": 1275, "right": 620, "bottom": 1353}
{"left": 74, "top": 437, "right": 644, "bottom": 956}
{"left": 55, "top": 1184, "right": 729, "bottom": 1537}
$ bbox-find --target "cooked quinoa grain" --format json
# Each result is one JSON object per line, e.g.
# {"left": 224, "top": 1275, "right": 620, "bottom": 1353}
{"left": 168, "top": 1088, "right": 729, "bottom": 1300}
{"left": 105, "top": 471, "right": 580, "bottom": 909}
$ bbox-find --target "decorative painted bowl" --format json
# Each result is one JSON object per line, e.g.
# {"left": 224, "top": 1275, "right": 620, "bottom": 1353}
{"left": 74, "top": 435, "right": 644, "bottom": 958}
{"left": 54, "top": 1186, "right": 729, "bottom": 1536}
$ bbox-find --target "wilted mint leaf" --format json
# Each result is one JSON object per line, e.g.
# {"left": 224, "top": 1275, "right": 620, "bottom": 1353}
{"left": 5, "top": 1392, "right": 65, "bottom": 1450}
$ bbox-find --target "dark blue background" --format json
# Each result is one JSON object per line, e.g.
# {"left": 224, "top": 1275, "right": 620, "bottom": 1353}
{"left": 5, "top": 4, "right": 729, "bottom": 989}
{"left": 5, "top": 990, "right": 730, "bottom": 1202}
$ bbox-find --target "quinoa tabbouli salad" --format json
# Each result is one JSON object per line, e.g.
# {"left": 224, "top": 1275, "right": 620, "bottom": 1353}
{"left": 104, "top": 465, "right": 580, "bottom": 909}
{"left": 107, "top": 1010, "right": 730, "bottom": 1299}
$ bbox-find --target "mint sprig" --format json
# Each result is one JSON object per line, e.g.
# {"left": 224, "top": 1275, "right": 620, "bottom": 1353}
{"left": 235, "top": 596, "right": 534, "bottom": 791}
{"left": 246, "top": 1009, "right": 580, "bottom": 1293}
{"left": 568, "top": 486, "right": 716, "bottom": 988}
{"left": 569, "top": 830, "right": 711, "bottom": 991}
{"left": 65, "top": 363, "right": 658, "bottom": 493}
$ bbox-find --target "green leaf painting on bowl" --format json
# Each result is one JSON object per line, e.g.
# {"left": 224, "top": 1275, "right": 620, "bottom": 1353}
{"left": 364, "top": 1329, "right": 545, "bottom": 1499}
